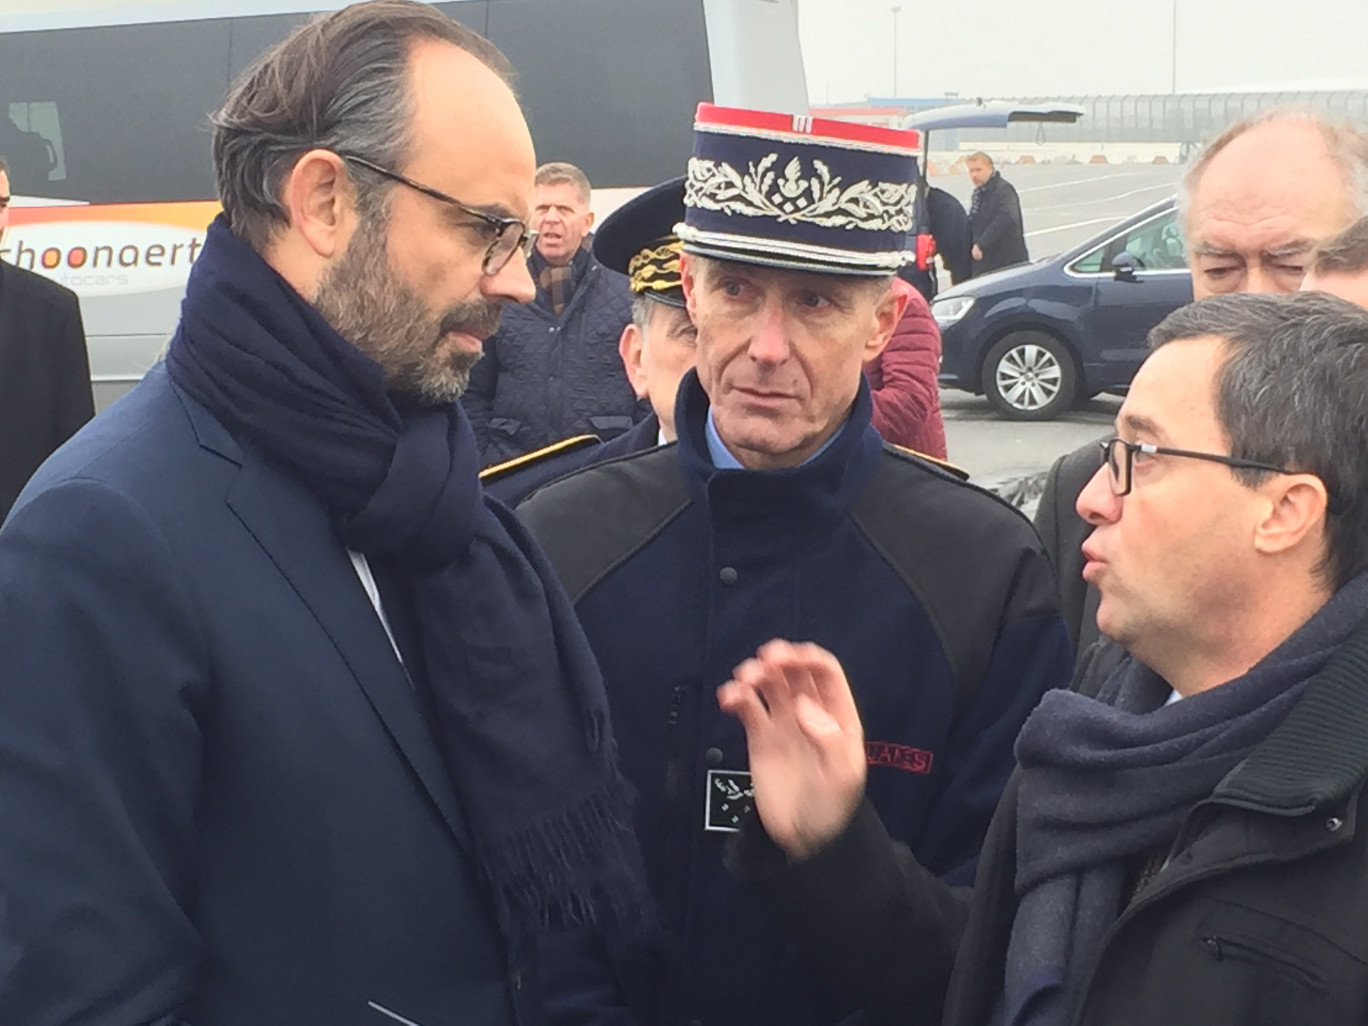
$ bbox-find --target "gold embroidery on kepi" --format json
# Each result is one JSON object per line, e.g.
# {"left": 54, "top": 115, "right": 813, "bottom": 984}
{"left": 626, "top": 238, "right": 683, "bottom": 296}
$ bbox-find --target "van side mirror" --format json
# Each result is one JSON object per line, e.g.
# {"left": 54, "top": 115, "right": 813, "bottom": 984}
{"left": 1111, "top": 252, "right": 1138, "bottom": 281}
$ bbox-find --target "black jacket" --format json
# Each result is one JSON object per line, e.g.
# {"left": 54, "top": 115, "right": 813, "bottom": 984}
{"left": 739, "top": 628, "right": 1368, "bottom": 1026}
{"left": 0, "top": 262, "right": 93, "bottom": 521}
{"left": 969, "top": 173, "right": 1029, "bottom": 275}
{"left": 1034, "top": 441, "right": 1107, "bottom": 657}
{"left": 462, "top": 249, "right": 638, "bottom": 466}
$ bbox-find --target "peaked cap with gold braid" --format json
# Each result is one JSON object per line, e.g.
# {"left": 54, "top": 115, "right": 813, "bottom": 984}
{"left": 592, "top": 176, "right": 687, "bottom": 309}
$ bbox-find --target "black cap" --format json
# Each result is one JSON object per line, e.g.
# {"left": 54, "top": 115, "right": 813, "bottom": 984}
{"left": 593, "top": 176, "right": 686, "bottom": 308}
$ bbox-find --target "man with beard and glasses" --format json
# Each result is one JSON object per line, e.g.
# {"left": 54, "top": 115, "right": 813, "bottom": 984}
{"left": 0, "top": 3, "right": 647, "bottom": 1025}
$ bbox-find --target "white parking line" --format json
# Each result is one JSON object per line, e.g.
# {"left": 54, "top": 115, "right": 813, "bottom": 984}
{"left": 1018, "top": 172, "right": 1152, "bottom": 192}
{"left": 1025, "top": 217, "right": 1124, "bottom": 238}
{"left": 1059, "top": 183, "right": 1178, "bottom": 206}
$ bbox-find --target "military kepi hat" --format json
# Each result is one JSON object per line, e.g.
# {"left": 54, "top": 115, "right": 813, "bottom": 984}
{"left": 676, "top": 104, "right": 921, "bottom": 276}
{"left": 593, "top": 177, "right": 687, "bottom": 308}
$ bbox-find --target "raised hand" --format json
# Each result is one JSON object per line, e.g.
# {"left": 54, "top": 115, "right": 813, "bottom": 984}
{"left": 717, "top": 640, "right": 867, "bottom": 860}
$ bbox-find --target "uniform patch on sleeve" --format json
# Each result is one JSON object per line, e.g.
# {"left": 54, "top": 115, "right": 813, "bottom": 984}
{"left": 866, "top": 741, "right": 934, "bottom": 775}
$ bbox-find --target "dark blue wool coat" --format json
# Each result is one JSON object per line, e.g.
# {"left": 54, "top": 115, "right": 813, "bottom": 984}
{"left": 520, "top": 373, "right": 1073, "bottom": 1026}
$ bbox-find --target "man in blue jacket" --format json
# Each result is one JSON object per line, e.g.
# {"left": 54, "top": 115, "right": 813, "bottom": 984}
{"left": 463, "top": 161, "right": 640, "bottom": 465}
{"left": 0, "top": 4, "right": 644, "bottom": 1024}
{"left": 519, "top": 104, "right": 1072, "bottom": 1026}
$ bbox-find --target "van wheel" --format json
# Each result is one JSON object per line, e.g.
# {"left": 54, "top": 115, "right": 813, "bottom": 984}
{"left": 982, "top": 332, "right": 1077, "bottom": 420}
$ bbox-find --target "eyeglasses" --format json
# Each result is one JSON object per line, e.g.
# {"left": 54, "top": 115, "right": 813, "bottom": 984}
{"left": 1099, "top": 436, "right": 1296, "bottom": 497}
{"left": 338, "top": 153, "right": 536, "bottom": 275}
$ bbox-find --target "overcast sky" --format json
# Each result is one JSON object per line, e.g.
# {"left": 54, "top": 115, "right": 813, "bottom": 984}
{"left": 797, "top": 0, "right": 1368, "bottom": 104}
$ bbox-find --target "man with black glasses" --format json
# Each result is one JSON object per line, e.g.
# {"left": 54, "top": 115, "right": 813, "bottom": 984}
{"left": 0, "top": 4, "right": 645, "bottom": 1024}
{"left": 723, "top": 290, "right": 1368, "bottom": 1026}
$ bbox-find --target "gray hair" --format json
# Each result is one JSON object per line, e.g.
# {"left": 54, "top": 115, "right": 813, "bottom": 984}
{"left": 630, "top": 294, "right": 655, "bottom": 330}
{"left": 534, "top": 162, "right": 592, "bottom": 205}
{"left": 966, "top": 151, "right": 994, "bottom": 168}
{"left": 0, "top": 154, "right": 8, "bottom": 178}
{"left": 1148, "top": 291, "right": 1368, "bottom": 588}
{"left": 211, "top": 0, "right": 513, "bottom": 250}
{"left": 1176, "top": 108, "right": 1368, "bottom": 233}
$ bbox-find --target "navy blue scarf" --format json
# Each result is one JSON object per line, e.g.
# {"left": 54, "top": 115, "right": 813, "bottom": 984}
{"left": 999, "top": 571, "right": 1368, "bottom": 1026}
{"left": 166, "top": 217, "right": 648, "bottom": 930}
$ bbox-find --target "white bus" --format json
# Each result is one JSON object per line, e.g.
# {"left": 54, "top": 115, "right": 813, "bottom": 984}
{"left": 0, "top": 0, "right": 808, "bottom": 406}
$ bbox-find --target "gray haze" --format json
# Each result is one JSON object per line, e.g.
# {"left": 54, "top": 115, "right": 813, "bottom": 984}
{"left": 798, "top": 0, "right": 1368, "bottom": 103}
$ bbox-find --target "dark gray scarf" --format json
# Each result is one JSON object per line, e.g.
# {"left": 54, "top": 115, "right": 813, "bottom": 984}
{"left": 999, "top": 572, "right": 1368, "bottom": 1026}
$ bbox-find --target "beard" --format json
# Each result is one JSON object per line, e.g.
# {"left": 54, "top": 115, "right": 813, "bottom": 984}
{"left": 313, "top": 211, "right": 502, "bottom": 406}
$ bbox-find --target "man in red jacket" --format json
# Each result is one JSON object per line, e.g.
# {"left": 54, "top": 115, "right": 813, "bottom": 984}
{"left": 864, "top": 277, "right": 947, "bottom": 458}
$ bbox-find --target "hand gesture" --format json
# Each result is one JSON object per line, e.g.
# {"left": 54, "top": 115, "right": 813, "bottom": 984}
{"left": 717, "top": 640, "right": 867, "bottom": 861}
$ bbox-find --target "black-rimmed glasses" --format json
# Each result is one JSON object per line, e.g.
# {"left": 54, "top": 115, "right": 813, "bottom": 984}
{"left": 1099, "top": 436, "right": 1296, "bottom": 497}
{"left": 339, "top": 153, "right": 536, "bottom": 275}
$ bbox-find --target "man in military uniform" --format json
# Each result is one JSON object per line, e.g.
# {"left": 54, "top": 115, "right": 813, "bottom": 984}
{"left": 520, "top": 105, "right": 1072, "bottom": 1026}
{"left": 481, "top": 178, "right": 695, "bottom": 505}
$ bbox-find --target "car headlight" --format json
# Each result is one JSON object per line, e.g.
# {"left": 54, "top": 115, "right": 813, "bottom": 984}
{"left": 931, "top": 295, "right": 975, "bottom": 328}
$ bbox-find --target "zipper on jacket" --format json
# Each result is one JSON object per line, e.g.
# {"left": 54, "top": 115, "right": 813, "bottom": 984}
{"left": 1200, "top": 934, "right": 1329, "bottom": 993}
{"left": 662, "top": 684, "right": 689, "bottom": 806}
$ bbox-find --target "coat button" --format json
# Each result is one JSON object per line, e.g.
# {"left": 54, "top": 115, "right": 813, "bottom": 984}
{"left": 718, "top": 566, "right": 738, "bottom": 585}
{"left": 705, "top": 747, "right": 724, "bottom": 766}
{"left": 1327, "top": 816, "right": 1344, "bottom": 832}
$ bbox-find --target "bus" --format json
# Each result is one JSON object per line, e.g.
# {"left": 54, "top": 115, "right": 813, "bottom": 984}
{"left": 0, "top": 0, "right": 808, "bottom": 407}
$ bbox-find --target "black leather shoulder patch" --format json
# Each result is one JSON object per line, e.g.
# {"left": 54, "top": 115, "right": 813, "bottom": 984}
{"left": 851, "top": 447, "right": 1054, "bottom": 712}
{"left": 517, "top": 445, "right": 690, "bottom": 602}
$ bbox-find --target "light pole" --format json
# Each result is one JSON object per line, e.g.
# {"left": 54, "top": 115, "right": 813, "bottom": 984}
{"left": 891, "top": 6, "right": 902, "bottom": 97}
{"left": 1170, "top": 0, "right": 1178, "bottom": 94}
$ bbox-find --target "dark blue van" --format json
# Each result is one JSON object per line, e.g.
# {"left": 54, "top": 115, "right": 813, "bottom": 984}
{"left": 932, "top": 197, "right": 1193, "bottom": 420}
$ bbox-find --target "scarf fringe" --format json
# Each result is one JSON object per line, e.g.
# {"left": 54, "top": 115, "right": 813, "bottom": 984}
{"left": 479, "top": 778, "right": 655, "bottom": 932}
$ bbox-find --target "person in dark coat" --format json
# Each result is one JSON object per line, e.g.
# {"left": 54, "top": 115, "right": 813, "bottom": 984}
{"left": 462, "top": 161, "right": 640, "bottom": 466}
{"left": 967, "top": 153, "right": 1028, "bottom": 276}
{"left": 0, "top": 6, "right": 643, "bottom": 1023}
{"left": 1036, "top": 110, "right": 1368, "bottom": 661}
{"left": 519, "top": 103, "right": 1071, "bottom": 1026}
{"left": 0, "top": 156, "right": 94, "bottom": 522}
{"left": 899, "top": 186, "right": 974, "bottom": 301}
{"left": 725, "top": 291, "right": 1368, "bottom": 1026}
{"left": 482, "top": 177, "right": 696, "bottom": 506}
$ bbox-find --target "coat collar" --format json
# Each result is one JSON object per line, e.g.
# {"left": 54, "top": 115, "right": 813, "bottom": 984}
{"left": 1213, "top": 611, "right": 1368, "bottom": 815}
{"left": 672, "top": 370, "right": 883, "bottom": 547}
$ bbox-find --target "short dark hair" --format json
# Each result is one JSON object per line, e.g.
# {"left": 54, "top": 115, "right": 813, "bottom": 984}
{"left": 1310, "top": 216, "right": 1368, "bottom": 277}
{"left": 211, "top": 0, "right": 513, "bottom": 250}
{"left": 1149, "top": 292, "right": 1368, "bottom": 588}
{"left": 967, "top": 152, "right": 994, "bottom": 168}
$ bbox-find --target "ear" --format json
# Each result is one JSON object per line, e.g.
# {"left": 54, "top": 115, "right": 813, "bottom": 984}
{"left": 862, "top": 279, "right": 908, "bottom": 363}
{"left": 584, "top": 209, "right": 596, "bottom": 230}
{"left": 618, "top": 320, "right": 650, "bottom": 399}
{"left": 1252, "top": 474, "right": 1330, "bottom": 558}
{"left": 279, "top": 148, "right": 355, "bottom": 260}
{"left": 680, "top": 252, "right": 700, "bottom": 321}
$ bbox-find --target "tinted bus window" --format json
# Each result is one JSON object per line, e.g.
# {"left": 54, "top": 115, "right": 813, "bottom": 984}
{"left": 483, "top": 0, "right": 710, "bottom": 188}
{"left": 0, "top": 19, "right": 232, "bottom": 203}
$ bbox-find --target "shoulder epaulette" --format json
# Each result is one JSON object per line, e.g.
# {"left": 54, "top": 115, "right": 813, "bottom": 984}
{"left": 479, "top": 435, "right": 601, "bottom": 482}
{"left": 883, "top": 442, "right": 970, "bottom": 481}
